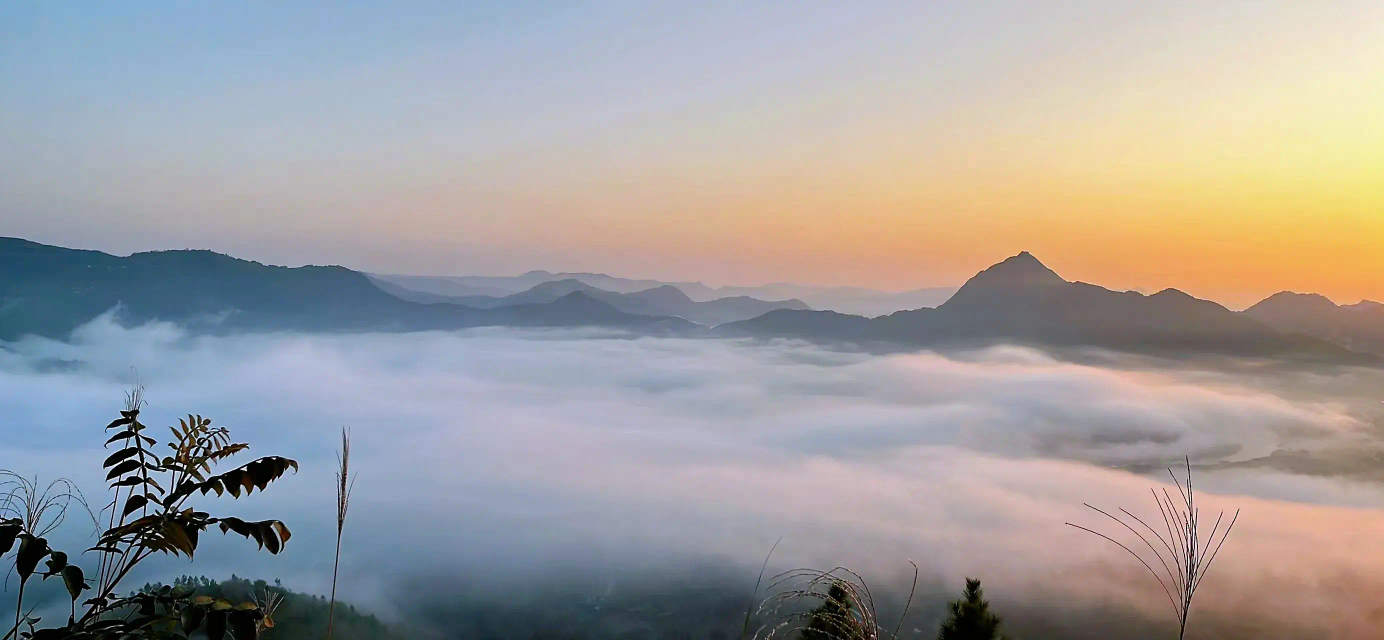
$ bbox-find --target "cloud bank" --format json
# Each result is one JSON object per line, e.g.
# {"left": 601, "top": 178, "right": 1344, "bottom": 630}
{"left": 3, "top": 317, "right": 1383, "bottom": 637}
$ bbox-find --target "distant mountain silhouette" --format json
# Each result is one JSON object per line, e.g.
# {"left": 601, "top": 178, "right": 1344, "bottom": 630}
{"left": 374, "top": 277, "right": 809, "bottom": 326}
{"left": 7, "top": 237, "right": 1375, "bottom": 364}
{"left": 369, "top": 272, "right": 955, "bottom": 316}
{"left": 720, "top": 252, "right": 1374, "bottom": 363}
{"left": 1242, "top": 292, "right": 1384, "bottom": 356}
{"left": 0, "top": 238, "right": 694, "bottom": 340}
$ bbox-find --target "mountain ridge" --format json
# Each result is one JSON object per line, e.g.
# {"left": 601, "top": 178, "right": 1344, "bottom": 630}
{"left": 369, "top": 271, "right": 957, "bottom": 316}
{"left": 720, "top": 251, "right": 1375, "bottom": 364}
{"left": 4, "top": 238, "right": 1376, "bottom": 364}
{"left": 1242, "top": 290, "right": 1384, "bottom": 357}
{"left": 375, "top": 277, "right": 811, "bottom": 326}
{"left": 0, "top": 237, "right": 696, "bottom": 340}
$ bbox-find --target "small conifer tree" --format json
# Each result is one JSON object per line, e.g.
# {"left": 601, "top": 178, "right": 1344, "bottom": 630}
{"left": 802, "top": 582, "right": 863, "bottom": 639}
{"left": 937, "top": 579, "right": 1009, "bottom": 640}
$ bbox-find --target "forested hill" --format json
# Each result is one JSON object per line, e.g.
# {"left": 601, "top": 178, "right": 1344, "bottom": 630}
{"left": 0, "top": 238, "right": 694, "bottom": 340}
{"left": 139, "top": 576, "right": 417, "bottom": 640}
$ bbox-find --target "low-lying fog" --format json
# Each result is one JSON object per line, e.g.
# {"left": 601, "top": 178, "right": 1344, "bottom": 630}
{"left": 4, "top": 315, "right": 1384, "bottom": 638}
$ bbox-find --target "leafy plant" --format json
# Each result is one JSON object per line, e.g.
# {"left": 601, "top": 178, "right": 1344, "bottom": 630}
{"left": 1, "top": 392, "right": 297, "bottom": 639}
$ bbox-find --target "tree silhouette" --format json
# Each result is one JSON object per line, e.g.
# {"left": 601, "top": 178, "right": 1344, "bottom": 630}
{"left": 936, "top": 579, "right": 1008, "bottom": 640}
{"left": 802, "top": 582, "right": 863, "bottom": 640}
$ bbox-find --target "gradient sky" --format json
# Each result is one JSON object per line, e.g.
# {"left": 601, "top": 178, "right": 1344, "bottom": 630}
{"left": 3, "top": 1, "right": 1382, "bottom": 307}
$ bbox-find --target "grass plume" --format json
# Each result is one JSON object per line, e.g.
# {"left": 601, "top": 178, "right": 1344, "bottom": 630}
{"left": 327, "top": 427, "right": 354, "bottom": 640}
{"left": 1067, "top": 457, "right": 1239, "bottom": 640}
{"left": 753, "top": 560, "right": 917, "bottom": 640}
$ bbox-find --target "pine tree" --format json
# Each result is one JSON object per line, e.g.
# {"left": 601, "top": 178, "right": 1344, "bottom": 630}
{"left": 937, "top": 578, "right": 1009, "bottom": 640}
{"left": 803, "top": 582, "right": 863, "bottom": 639}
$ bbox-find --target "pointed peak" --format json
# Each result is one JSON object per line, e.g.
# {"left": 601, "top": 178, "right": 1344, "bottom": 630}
{"left": 965, "top": 252, "right": 1065, "bottom": 288}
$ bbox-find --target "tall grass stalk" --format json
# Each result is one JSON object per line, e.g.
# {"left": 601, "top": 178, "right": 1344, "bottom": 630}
{"left": 0, "top": 472, "right": 95, "bottom": 639}
{"left": 1067, "top": 457, "right": 1239, "bottom": 640}
{"left": 326, "top": 427, "right": 353, "bottom": 640}
{"left": 739, "top": 537, "right": 781, "bottom": 640}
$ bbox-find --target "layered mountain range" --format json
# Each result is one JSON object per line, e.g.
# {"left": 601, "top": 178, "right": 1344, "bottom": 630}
{"left": 0, "top": 238, "right": 694, "bottom": 340}
{"left": 370, "top": 276, "right": 810, "bottom": 326}
{"left": 369, "top": 271, "right": 956, "bottom": 317}
{"left": 3, "top": 237, "right": 1379, "bottom": 364}
{"left": 717, "top": 252, "right": 1378, "bottom": 363}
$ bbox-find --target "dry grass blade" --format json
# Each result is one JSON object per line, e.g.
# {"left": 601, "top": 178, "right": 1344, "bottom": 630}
{"left": 754, "top": 566, "right": 885, "bottom": 639}
{"left": 255, "top": 588, "right": 284, "bottom": 633}
{"left": 326, "top": 427, "right": 353, "bottom": 640}
{"left": 0, "top": 473, "right": 97, "bottom": 539}
{"left": 738, "top": 537, "right": 781, "bottom": 640}
{"left": 1066, "top": 457, "right": 1240, "bottom": 640}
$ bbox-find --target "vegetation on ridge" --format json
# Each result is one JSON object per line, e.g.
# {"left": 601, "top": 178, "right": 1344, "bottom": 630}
{"left": 1, "top": 389, "right": 295, "bottom": 639}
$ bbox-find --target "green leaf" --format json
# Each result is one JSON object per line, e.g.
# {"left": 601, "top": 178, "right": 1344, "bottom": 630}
{"left": 163, "top": 520, "right": 197, "bottom": 558}
{"left": 143, "top": 476, "right": 166, "bottom": 494}
{"left": 105, "top": 429, "right": 138, "bottom": 444}
{"left": 182, "top": 604, "right": 205, "bottom": 633}
{"left": 122, "top": 494, "right": 149, "bottom": 517}
{"left": 103, "top": 447, "right": 141, "bottom": 468}
{"left": 216, "top": 518, "right": 290, "bottom": 555}
{"left": 16, "top": 534, "right": 49, "bottom": 581}
{"left": 261, "top": 522, "right": 280, "bottom": 555}
{"left": 60, "top": 565, "right": 85, "bottom": 601}
{"left": 0, "top": 520, "right": 21, "bottom": 554}
{"left": 43, "top": 550, "right": 67, "bottom": 575}
{"left": 106, "top": 459, "right": 142, "bottom": 480}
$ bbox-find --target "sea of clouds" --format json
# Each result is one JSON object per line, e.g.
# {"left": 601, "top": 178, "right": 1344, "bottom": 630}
{"left": 3, "top": 316, "right": 1384, "bottom": 637}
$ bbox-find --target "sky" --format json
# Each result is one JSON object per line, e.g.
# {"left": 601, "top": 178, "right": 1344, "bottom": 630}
{"left": 3, "top": 1, "right": 1382, "bottom": 307}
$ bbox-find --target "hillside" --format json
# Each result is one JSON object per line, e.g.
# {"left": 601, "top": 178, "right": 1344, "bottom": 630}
{"left": 140, "top": 576, "right": 416, "bottom": 640}
{"left": 719, "top": 252, "right": 1375, "bottom": 363}
{"left": 0, "top": 238, "right": 695, "bottom": 340}
{"left": 369, "top": 271, "right": 955, "bottom": 316}
{"left": 375, "top": 277, "right": 810, "bottom": 326}
{"left": 1243, "top": 292, "right": 1384, "bottom": 356}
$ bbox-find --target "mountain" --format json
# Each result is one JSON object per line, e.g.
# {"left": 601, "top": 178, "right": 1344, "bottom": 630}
{"left": 368, "top": 272, "right": 955, "bottom": 316}
{"left": 369, "top": 271, "right": 704, "bottom": 299}
{"left": 720, "top": 252, "right": 1374, "bottom": 363}
{"left": 699, "top": 283, "right": 957, "bottom": 316}
{"left": 8, "top": 237, "right": 1373, "bottom": 364}
{"left": 0, "top": 238, "right": 695, "bottom": 340}
{"left": 372, "top": 278, "right": 810, "bottom": 326}
{"left": 1243, "top": 292, "right": 1384, "bottom": 356}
